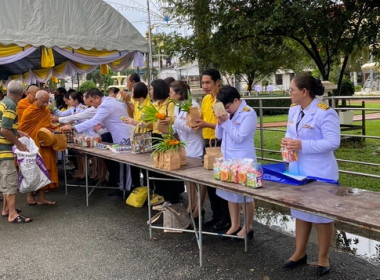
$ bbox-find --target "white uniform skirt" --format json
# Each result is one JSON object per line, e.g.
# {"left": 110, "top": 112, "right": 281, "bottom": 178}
{"left": 291, "top": 209, "right": 333, "bottom": 223}
{"left": 216, "top": 189, "right": 253, "bottom": 204}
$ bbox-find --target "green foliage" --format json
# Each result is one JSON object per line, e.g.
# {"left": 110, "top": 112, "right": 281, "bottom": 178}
{"left": 86, "top": 66, "right": 115, "bottom": 91}
{"left": 246, "top": 98, "right": 292, "bottom": 116}
{"left": 336, "top": 80, "right": 355, "bottom": 96}
{"left": 164, "top": 0, "right": 380, "bottom": 92}
{"left": 78, "top": 80, "right": 96, "bottom": 92}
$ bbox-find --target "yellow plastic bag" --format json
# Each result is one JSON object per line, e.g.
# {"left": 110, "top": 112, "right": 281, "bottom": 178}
{"left": 126, "top": 186, "right": 148, "bottom": 208}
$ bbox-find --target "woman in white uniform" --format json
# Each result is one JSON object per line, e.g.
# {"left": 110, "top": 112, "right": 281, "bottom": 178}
{"left": 215, "top": 85, "right": 257, "bottom": 239}
{"left": 169, "top": 81, "right": 206, "bottom": 218}
{"left": 281, "top": 73, "right": 340, "bottom": 277}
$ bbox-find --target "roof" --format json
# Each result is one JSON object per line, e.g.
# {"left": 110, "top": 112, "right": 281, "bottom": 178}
{"left": 0, "top": 0, "right": 148, "bottom": 52}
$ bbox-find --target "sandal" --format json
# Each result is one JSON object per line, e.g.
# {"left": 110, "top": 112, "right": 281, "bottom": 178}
{"left": 9, "top": 215, "right": 32, "bottom": 223}
{"left": 2, "top": 208, "right": 22, "bottom": 217}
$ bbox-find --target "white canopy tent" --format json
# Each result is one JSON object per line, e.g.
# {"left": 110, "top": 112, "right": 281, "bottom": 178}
{"left": 0, "top": 0, "right": 149, "bottom": 85}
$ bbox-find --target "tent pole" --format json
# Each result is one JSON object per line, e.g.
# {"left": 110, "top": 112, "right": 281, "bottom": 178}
{"left": 147, "top": 0, "right": 153, "bottom": 84}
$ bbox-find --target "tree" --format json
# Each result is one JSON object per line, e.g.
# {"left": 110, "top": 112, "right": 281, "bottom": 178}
{"left": 208, "top": 0, "right": 380, "bottom": 92}
{"left": 165, "top": 0, "right": 380, "bottom": 92}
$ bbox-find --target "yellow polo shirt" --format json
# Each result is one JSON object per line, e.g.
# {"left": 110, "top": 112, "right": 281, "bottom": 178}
{"left": 152, "top": 98, "right": 175, "bottom": 135}
{"left": 133, "top": 96, "right": 151, "bottom": 123}
{"left": 201, "top": 94, "right": 217, "bottom": 139}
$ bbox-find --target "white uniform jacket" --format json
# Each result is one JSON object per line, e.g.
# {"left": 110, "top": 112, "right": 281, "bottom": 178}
{"left": 172, "top": 99, "right": 204, "bottom": 158}
{"left": 215, "top": 99, "right": 257, "bottom": 161}
{"left": 74, "top": 97, "right": 133, "bottom": 144}
{"left": 54, "top": 103, "right": 87, "bottom": 119}
{"left": 285, "top": 98, "right": 340, "bottom": 181}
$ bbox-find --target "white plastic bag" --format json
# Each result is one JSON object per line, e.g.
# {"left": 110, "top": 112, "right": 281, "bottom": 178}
{"left": 14, "top": 137, "right": 51, "bottom": 193}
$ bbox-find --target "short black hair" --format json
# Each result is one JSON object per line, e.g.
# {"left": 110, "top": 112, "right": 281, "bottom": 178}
{"left": 150, "top": 79, "right": 169, "bottom": 100}
{"left": 69, "top": 91, "right": 84, "bottom": 104}
{"left": 217, "top": 85, "right": 241, "bottom": 105}
{"left": 164, "top": 77, "right": 175, "bottom": 87}
{"left": 68, "top": 88, "right": 76, "bottom": 94}
{"left": 56, "top": 87, "right": 67, "bottom": 95}
{"left": 108, "top": 87, "right": 120, "bottom": 94}
{"left": 133, "top": 82, "right": 148, "bottom": 99}
{"left": 85, "top": 88, "right": 104, "bottom": 99}
{"left": 129, "top": 73, "right": 141, "bottom": 83}
{"left": 170, "top": 81, "right": 189, "bottom": 101}
{"left": 202, "top": 68, "right": 221, "bottom": 82}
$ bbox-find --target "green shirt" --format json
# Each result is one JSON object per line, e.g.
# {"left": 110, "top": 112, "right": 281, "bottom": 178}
{"left": 0, "top": 96, "right": 18, "bottom": 160}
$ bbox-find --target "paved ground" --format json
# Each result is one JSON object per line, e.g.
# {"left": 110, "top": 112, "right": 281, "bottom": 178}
{"left": 0, "top": 177, "right": 379, "bottom": 280}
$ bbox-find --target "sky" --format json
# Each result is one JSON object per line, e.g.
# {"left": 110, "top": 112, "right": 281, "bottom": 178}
{"left": 103, "top": 0, "right": 189, "bottom": 36}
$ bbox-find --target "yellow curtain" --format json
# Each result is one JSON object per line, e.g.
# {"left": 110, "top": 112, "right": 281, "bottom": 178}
{"left": 33, "top": 68, "right": 51, "bottom": 79}
{"left": 53, "top": 61, "right": 68, "bottom": 76}
{"left": 65, "top": 47, "right": 118, "bottom": 57}
{"left": 41, "top": 47, "right": 55, "bottom": 68}
{"left": 0, "top": 44, "right": 32, "bottom": 57}
{"left": 51, "top": 75, "right": 59, "bottom": 84}
{"left": 72, "top": 61, "right": 93, "bottom": 70}
{"left": 100, "top": 64, "right": 109, "bottom": 74}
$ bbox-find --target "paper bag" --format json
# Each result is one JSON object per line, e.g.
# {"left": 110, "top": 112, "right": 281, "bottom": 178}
{"left": 163, "top": 150, "right": 181, "bottom": 171}
{"left": 153, "top": 152, "right": 164, "bottom": 169}
{"left": 186, "top": 107, "right": 201, "bottom": 127}
{"left": 178, "top": 147, "right": 186, "bottom": 166}
{"left": 204, "top": 146, "right": 223, "bottom": 170}
{"left": 156, "top": 120, "right": 169, "bottom": 134}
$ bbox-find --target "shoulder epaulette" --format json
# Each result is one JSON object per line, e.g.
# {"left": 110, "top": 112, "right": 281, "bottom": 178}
{"left": 290, "top": 103, "right": 297, "bottom": 107}
{"left": 317, "top": 102, "right": 330, "bottom": 110}
{"left": 242, "top": 106, "right": 251, "bottom": 112}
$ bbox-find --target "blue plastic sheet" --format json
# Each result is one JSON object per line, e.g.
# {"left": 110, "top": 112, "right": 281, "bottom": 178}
{"left": 262, "top": 163, "right": 338, "bottom": 185}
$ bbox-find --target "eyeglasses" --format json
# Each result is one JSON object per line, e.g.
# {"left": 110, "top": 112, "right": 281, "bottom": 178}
{"left": 224, "top": 103, "right": 232, "bottom": 110}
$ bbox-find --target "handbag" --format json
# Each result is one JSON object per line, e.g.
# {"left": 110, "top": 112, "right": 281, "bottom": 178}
{"left": 148, "top": 202, "right": 191, "bottom": 233}
{"left": 130, "top": 124, "right": 152, "bottom": 154}
{"left": 126, "top": 186, "right": 148, "bottom": 207}
{"left": 204, "top": 140, "right": 223, "bottom": 169}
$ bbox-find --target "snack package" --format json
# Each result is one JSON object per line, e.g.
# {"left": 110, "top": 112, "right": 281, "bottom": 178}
{"left": 213, "top": 100, "right": 227, "bottom": 117}
{"left": 281, "top": 147, "right": 298, "bottom": 162}
{"left": 213, "top": 158, "right": 223, "bottom": 180}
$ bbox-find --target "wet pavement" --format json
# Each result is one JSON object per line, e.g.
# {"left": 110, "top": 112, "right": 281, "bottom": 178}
{"left": 0, "top": 181, "right": 379, "bottom": 280}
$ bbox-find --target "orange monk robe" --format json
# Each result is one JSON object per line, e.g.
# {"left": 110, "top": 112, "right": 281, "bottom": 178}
{"left": 18, "top": 104, "right": 58, "bottom": 190}
{"left": 16, "top": 97, "right": 33, "bottom": 122}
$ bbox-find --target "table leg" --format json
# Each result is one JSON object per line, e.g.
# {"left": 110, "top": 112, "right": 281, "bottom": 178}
{"left": 146, "top": 169, "right": 152, "bottom": 240}
{"left": 197, "top": 183, "right": 203, "bottom": 267}
{"left": 85, "top": 154, "right": 89, "bottom": 207}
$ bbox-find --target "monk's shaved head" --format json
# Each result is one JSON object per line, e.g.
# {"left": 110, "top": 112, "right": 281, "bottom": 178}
{"left": 35, "top": 90, "right": 49, "bottom": 99}
{"left": 35, "top": 90, "right": 50, "bottom": 109}
{"left": 26, "top": 84, "right": 39, "bottom": 103}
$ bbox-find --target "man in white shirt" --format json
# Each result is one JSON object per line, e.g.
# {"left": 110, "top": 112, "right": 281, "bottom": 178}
{"left": 62, "top": 89, "right": 133, "bottom": 190}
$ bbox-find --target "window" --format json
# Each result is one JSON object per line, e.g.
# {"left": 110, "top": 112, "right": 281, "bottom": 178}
{"left": 275, "top": 74, "right": 283, "bottom": 85}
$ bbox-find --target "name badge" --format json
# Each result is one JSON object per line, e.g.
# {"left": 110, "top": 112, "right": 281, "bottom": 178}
{"left": 302, "top": 124, "right": 314, "bottom": 129}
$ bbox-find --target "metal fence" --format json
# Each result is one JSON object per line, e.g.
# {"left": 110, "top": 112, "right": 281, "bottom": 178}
{"left": 243, "top": 95, "right": 380, "bottom": 180}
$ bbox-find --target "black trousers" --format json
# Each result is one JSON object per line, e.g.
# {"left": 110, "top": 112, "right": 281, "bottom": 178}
{"left": 130, "top": 165, "right": 147, "bottom": 188}
{"left": 101, "top": 132, "right": 120, "bottom": 185}
{"left": 204, "top": 138, "right": 230, "bottom": 223}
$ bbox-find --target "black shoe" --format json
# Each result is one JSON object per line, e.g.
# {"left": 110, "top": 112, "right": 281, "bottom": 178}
{"left": 316, "top": 266, "right": 329, "bottom": 276}
{"left": 283, "top": 255, "right": 307, "bottom": 269}
{"left": 203, "top": 218, "right": 218, "bottom": 229}
{"left": 220, "top": 227, "right": 241, "bottom": 240}
{"left": 108, "top": 189, "right": 124, "bottom": 197}
{"left": 213, "top": 220, "right": 231, "bottom": 232}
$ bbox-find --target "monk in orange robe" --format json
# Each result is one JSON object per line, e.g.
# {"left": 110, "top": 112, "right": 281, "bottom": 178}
{"left": 17, "top": 84, "right": 38, "bottom": 121}
{"left": 19, "top": 90, "right": 57, "bottom": 205}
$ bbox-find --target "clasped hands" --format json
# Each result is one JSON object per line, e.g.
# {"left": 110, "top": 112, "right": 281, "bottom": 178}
{"left": 281, "top": 137, "right": 302, "bottom": 151}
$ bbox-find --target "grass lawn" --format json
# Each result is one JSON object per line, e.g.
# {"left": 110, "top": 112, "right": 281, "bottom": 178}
{"left": 256, "top": 118, "right": 380, "bottom": 192}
